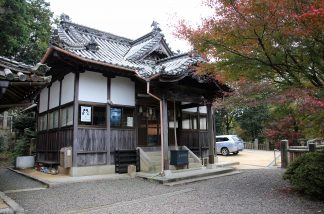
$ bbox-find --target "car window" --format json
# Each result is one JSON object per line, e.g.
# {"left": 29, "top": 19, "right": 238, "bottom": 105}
{"left": 232, "top": 136, "right": 240, "bottom": 141}
{"left": 216, "top": 137, "right": 230, "bottom": 142}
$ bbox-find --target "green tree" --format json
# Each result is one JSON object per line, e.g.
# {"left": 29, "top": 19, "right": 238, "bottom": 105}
{"left": 236, "top": 106, "right": 269, "bottom": 141}
{"left": 0, "top": 0, "right": 53, "bottom": 64}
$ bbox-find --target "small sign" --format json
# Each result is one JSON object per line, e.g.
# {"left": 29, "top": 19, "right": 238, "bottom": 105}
{"left": 81, "top": 106, "right": 91, "bottom": 122}
{"left": 127, "top": 117, "right": 133, "bottom": 127}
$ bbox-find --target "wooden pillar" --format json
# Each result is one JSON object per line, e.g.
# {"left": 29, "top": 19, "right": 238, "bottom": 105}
{"left": 197, "top": 106, "right": 201, "bottom": 158}
{"left": 72, "top": 72, "right": 79, "bottom": 167}
{"left": 162, "top": 96, "right": 169, "bottom": 170}
{"left": 106, "top": 78, "right": 111, "bottom": 164}
{"left": 280, "top": 140, "right": 288, "bottom": 168}
{"left": 207, "top": 103, "right": 215, "bottom": 164}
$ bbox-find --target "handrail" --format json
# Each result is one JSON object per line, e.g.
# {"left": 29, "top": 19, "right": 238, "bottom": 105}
{"left": 181, "top": 145, "right": 201, "bottom": 163}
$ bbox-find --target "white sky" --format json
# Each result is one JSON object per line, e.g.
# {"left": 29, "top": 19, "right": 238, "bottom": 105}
{"left": 47, "top": 0, "right": 212, "bottom": 52}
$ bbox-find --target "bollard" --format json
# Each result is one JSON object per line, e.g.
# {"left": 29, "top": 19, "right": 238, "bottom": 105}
{"left": 308, "top": 143, "right": 316, "bottom": 152}
{"left": 273, "top": 149, "right": 279, "bottom": 166}
{"left": 280, "top": 140, "right": 288, "bottom": 168}
{"left": 254, "top": 138, "right": 259, "bottom": 150}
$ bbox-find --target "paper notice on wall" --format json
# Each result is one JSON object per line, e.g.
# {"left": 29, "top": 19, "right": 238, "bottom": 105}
{"left": 81, "top": 106, "right": 91, "bottom": 122}
{"left": 127, "top": 117, "right": 133, "bottom": 127}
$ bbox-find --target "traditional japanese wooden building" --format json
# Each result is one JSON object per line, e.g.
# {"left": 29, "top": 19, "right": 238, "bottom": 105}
{"left": 38, "top": 16, "right": 231, "bottom": 176}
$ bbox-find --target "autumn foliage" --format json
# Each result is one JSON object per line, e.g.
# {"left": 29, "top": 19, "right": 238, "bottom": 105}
{"left": 177, "top": 0, "right": 324, "bottom": 88}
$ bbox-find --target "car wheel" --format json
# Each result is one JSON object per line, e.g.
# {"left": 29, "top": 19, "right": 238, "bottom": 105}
{"left": 221, "top": 148, "right": 229, "bottom": 156}
{"left": 233, "top": 152, "right": 239, "bottom": 155}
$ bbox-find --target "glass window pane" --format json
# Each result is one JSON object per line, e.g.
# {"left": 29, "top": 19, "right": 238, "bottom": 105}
{"left": 61, "top": 108, "right": 67, "bottom": 127}
{"left": 200, "top": 117, "right": 207, "bottom": 130}
{"left": 111, "top": 108, "right": 121, "bottom": 127}
{"left": 67, "top": 106, "right": 73, "bottom": 126}
{"left": 93, "top": 106, "right": 106, "bottom": 126}
{"left": 43, "top": 115, "right": 47, "bottom": 130}
{"left": 53, "top": 111, "right": 59, "bottom": 128}
{"left": 192, "top": 115, "right": 197, "bottom": 129}
{"left": 48, "top": 113, "right": 53, "bottom": 129}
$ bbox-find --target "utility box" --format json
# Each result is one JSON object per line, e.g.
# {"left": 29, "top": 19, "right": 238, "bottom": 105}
{"left": 60, "top": 147, "right": 72, "bottom": 168}
{"left": 170, "top": 150, "right": 188, "bottom": 166}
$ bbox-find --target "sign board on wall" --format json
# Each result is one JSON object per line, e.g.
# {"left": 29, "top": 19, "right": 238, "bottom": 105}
{"left": 80, "top": 106, "right": 91, "bottom": 122}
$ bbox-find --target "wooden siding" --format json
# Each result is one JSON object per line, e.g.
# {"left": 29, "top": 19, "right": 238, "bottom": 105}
{"left": 76, "top": 128, "right": 107, "bottom": 166}
{"left": 36, "top": 128, "right": 73, "bottom": 163}
{"left": 110, "top": 128, "right": 136, "bottom": 163}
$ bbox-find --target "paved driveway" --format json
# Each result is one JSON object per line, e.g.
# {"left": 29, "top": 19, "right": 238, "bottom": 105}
{"left": 217, "top": 149, "right": 281, "bottom": 169}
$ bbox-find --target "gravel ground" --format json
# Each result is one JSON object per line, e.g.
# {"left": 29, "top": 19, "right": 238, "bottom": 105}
{"left": 7, "top": 168, "right": 324, "bottom": 214}
{"left": 0, "top": 169, "right": 45, "bottom": 192}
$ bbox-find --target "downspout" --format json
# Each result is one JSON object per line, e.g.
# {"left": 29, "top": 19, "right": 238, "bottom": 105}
{"left": 136, "top": 73, "right": 165, "bottom": 176}
{"left": 146, "top": 81, "right": 165, "bottom": 176}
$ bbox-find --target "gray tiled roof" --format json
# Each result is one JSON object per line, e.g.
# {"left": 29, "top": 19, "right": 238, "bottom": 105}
{"left": 0, "top": 56, "right": 51, "bottom": 82}
{"left": 51, "top": 19, "right": 202, "bottom": 79}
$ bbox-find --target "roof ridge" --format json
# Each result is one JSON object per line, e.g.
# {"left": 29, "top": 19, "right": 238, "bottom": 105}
{"left": 61, "top": 20, "right": 133, "bottom": 43}
{"left": 156, "top": 53, "right": 190, "bottom": 63}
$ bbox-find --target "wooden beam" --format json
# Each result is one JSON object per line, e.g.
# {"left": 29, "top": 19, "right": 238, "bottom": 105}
{"left": 9, "top": 82, "right": 48, "bottom": 86}
{"left": 180, "top": 103, "right": 201, "bottom": 109}
{"left": 0, "top": 103, "right": 32, "bottom": 108}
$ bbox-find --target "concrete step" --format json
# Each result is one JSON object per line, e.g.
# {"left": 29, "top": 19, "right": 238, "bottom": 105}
{"left": 137, "top": 167, "right": 237, "bottom": 184}
{"left": 164, "top": 171, "right": 241, "bottom": 186}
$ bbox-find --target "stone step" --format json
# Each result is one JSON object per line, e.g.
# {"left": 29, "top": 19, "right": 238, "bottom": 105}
{"left": 137, "top": 167, "right": 237, "bottom": 184}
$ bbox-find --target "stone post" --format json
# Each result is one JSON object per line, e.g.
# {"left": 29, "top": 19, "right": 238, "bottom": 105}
{"left": 280, "top": 140, "right": 289, "bottom": 168}
{"left": 254, "top": 138, "right": 258, "bottom": 150}
{"left": 3, "top": 111, "right": 8, "bottom": 129}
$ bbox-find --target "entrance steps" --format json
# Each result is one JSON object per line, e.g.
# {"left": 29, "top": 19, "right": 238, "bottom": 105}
{"left": 137, "top": 146, "right": 203, "bottom": 173}
{"left": 136, "top": 167, "right": 239, "bottom": 185}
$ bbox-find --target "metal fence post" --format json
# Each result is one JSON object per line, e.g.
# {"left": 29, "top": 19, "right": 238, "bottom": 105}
{"left": 280, "top": 140, "right": 289, "bottom": 168}
{"left": 308, "top": 143, "right": 316, "bottom": 152}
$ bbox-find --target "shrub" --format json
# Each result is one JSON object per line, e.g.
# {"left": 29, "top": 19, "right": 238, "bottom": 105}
{"left": 0, "top": 136, "right": 4, "bottom": 152}
{"left": 283, "top": 150, "right": 324, "bottom": 199}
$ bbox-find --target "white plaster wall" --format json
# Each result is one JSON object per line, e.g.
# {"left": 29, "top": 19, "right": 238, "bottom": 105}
{"left": 182, "top": 106, "right": 207, "bottom": 113}
{"left": 61, "top": 72, "right": 75, "bottom": 105}
{"left": 49, "top": 81, "right": 60, "bottom": 109}
{"left": 199, "top": 106, "right": 207, "bottom": 114}
{"left": 183, "top": 107, "right": 198, "bottom": 113}
{"left": 110, "top": 76, "right": 135, "bottom": 106}
{"left": 39, "top": 87, "right": 48, "bottom": 113}
{"left": 79, "top": 71, "right": 107, "bottom": 103}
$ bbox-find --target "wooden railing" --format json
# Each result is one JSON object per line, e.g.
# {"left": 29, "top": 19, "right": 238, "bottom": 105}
{"left": 288, "top": 145, "right": 324, "bottom": 163}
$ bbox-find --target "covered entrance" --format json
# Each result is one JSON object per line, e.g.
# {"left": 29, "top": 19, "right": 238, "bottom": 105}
{"left": 137, "top": 105, "right": 161, "bottom": 147}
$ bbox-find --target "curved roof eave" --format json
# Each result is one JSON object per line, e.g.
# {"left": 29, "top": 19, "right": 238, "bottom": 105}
{"left": 41, "top": 46, "right": 138, "bottom": 74}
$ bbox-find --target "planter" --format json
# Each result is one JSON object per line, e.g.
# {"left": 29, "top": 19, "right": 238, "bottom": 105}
{"left": 170, "top": 150, "right": 188, "bottom": 166}
{"left": 16, "top": 156, "right": 35, "bottom": 169}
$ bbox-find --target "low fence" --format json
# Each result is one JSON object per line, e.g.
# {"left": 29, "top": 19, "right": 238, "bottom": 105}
{"left": 244, "top": 142, "right": 269, "bottom": 151}
{"left": 288, "top": 145, "right": 324, "bottom": 163}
